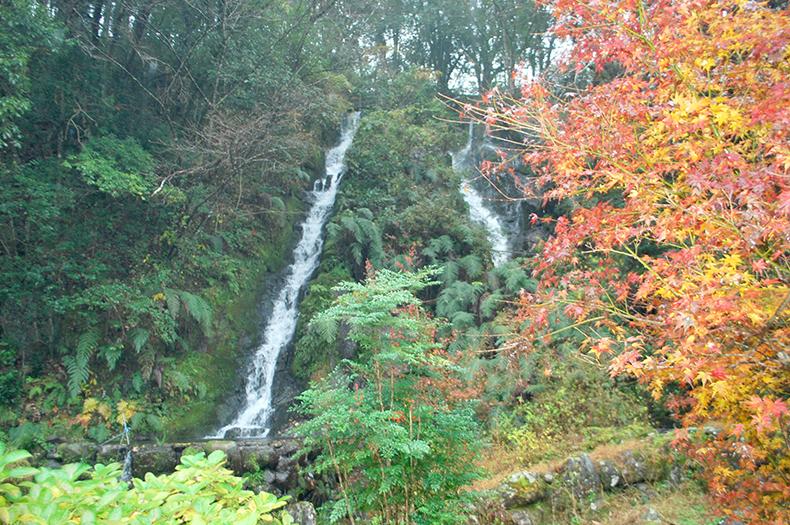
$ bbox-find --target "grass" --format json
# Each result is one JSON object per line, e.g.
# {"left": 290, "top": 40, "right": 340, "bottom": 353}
{"left": 558, "top": 480, "right": 718, "bottom": 525}
{"left": 472, "top": 433, "right": 718, "bottom": 524}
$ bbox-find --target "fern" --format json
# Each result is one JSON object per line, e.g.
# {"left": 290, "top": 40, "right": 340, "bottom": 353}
{"left": 164, "top": 288, "right": 181, "bottom": 318}
{"left": 437, "top": 281, "right": 483, "bottom": 318}
{"left": 65, "top": 329, "right": 99, "bottom": 398}
{"left": 99, "top": 344, "right": 123, "bottom": 371}
{"left": 178, "top": 290, "right": 213, "bottom": 336}
{"left": 450, "top": 311, "right": 476, "bottom": 329}
{"left": 442, "top": 260, "right": 459, "bottom": 284}
{"left": 495, "top": 263, "right": 538, "bottom": 294}
{"left": 270, "top": 196, "right": 285, "bottom": 212}
{"left": 311, "top": 315, "right": 339, "bottom": 344}
{"left": 422, "top": 235, "right": 455, "bottom": 261}
{"left": 330, "top": 210, "right": 384, "bottom": 269}
{"left": 458, "top": 254, "right": 484, "bottom": 279}
{"left": 480, "top": 291, "right": 504, "bottom": 319}
{"left": 129, "top": 327, "right": 150, "bottom": 353}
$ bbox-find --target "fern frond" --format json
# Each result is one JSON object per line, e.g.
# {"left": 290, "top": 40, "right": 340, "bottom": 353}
{"left": 311, "top": 315, "right": 339, "bottom": 344}
{"left": 129, "top": 327, "right": 150, "bottom": 353}
{"left": 458, "top": 255, "right": 484, "bottom": 279}
{"left": 66, "top": 329, "right": 99, "bottom": 398}
{"left": 178, "top": 290, "right": 213, "bottom": 336}
{"left": 164, "top": 288, "right": 181, "bottom": 318}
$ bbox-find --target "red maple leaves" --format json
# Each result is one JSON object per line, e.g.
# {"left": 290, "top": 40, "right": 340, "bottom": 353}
{"left": 476, "top": 0, "right": 789, "bottom": 521}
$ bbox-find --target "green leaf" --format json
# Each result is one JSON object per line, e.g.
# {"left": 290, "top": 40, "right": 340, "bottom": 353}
{"left": 129, "top": 328, "right": 150, "bottom": 354}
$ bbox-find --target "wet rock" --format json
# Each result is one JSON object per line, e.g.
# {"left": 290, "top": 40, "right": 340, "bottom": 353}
{"left": 271, "top": 439, "right": 300, "bottom": 458}
{"left": 597, "top": 459, "right": 621, "bottom": 489}
{"left": 560, "top": 454, "right": 599, "bottom": 499}
{"left": 248, "top": 469, "right": 278, "bottom": 496}
{"left": 275, "top": 466, "right": 297, "bottom": 489}
{"left": 289, "top": 501, "right": 318, "bottom": 525}
{"left": 131, "top": 444, "right": 179, "bottom": 477}
{"left": 54, "top": 442, "right": 96, "bottom": 464}
{"left": 509, "top": 509, "right": 535, "bottom": 525}
{"left": 96, "top": 444, "right": 127, "bottom": 465}
{"left": 44, "top": 459, "right": 63, "bottom": 469}
{"left": 222, "top": 428, "right": 246, "bottom": 440}
{"left": 201, "top": 440, "right": 242, "bottom": 473}
{"left": 644, "top": 507, "right": 661, "bottom": 522}
{"left": 239, "top": 442, "right": 277, "bottom": 471}
{"left": 616, "top": 450, "right": 666, "bottom": 485}
{"left": 669, "top": 463, "right": 684, "bottom": 485}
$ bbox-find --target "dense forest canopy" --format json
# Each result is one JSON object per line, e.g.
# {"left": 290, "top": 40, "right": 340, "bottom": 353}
{"left": 0, "top": 0, "right": 554, "bottom": 421}
{"left": 0, "top": 0, "right": 788, "bottom": 523}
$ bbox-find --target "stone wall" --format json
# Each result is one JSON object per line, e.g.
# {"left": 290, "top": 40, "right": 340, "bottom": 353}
{"left": 474, "top": 441, "right": 688, "bottom": 525}
{"left": 44, "top": 438, "right": 309, "bottom": 495}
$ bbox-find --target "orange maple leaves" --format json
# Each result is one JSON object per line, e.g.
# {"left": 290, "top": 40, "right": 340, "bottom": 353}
{"left": 477, "top": 0, "right": 788, "bottom": 521}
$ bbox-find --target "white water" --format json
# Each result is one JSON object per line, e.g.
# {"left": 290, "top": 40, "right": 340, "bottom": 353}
{"left": 211, "top": 112, "right": 361, "bottom": 438}
{"left": 452, "top": 123, "right": 510, "bottom": 266}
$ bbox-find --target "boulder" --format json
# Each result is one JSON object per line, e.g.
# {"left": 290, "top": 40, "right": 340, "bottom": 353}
{"left": 643, "top": 507, "right": 661, "bottom": 522}
{"left": 239, "top": 442, "right": 277, "bottom": 471}
{"left": 54, "top": 442, "right": 96, "bottom": 464}
{"left": 597, "top": 459, "right": 621, "bottom": 489}
{"left": 289, "top": 501, "right": 318, "bottom": 525}
{"left": 131, "top": 444, "right": 179, "bottom": 477}
{"left": 560, "top": 454, "right": 600, "bottom": 500}
{"left": 501, "top": 471, "right": 548, "bottom": 508}
{"left": 509, "top": 509, "right": 535, "bottom": 525}
{"left": 201, "top": 440, "right": 243, "bottom": 473}
{"left": 96, "top": 444, "right": 127, "bottom": 465}
{"left": 615, "top": 450, "right": 666, "bottom": 485}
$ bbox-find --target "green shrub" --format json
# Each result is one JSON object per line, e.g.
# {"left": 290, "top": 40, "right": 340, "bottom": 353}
{"left": 295, "top": 269, "right": 483, "bottom": 524}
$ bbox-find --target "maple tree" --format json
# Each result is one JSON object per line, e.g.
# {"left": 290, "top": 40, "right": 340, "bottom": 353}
{"left": 469, "top": 0, "right": 789, "bottom": 522}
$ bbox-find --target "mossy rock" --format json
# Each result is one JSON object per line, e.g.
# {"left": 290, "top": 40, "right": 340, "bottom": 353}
{"left": 503, "top": 471, "right": 549, "bottom": 507}
{"left": 131, "top": 445, "right": 179, "bottom": 477}
{"left": 55, "top": 442, "right": 96, "bottom": 464}
{"left": 613, "top": 449, "right": 668, "bottom": 485}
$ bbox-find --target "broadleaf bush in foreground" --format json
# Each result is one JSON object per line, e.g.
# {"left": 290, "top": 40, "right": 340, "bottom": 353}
{"left": 0, "top": 442, "right": 293, "bottom": 524}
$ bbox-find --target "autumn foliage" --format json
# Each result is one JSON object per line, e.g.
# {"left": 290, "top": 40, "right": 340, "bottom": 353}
{"left": 475, "top": 1, "right": 789, "bottom": 522}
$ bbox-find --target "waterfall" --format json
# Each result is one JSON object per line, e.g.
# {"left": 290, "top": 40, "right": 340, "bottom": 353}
{"left": 452, "top": 122, "right": 510, "bottom": 266}
{"left": 211, "top": 112, "right": 361, "bottom": 439}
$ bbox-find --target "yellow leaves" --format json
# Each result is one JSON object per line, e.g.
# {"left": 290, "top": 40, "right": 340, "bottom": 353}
{"left": 77, "top": 398, "right": 112, "bottom": 428}
{"left": 721, "top": 252, "right": 742, "bottom": 270}
{"left": 746, "top": 311, "right": 764, "bottom": 325}
{"left": 710, "top": 380, "right": 732, "bottom": 399}
{"left": 152, "top": 292, "right": 166, "bottom": 302}
{"left": 116, "top": 400, "right": 137, "bottom": 425}
{"left": 81, "top": 398, "right": 111, "bottom": 420}
{"left": 696, "top": 370, "right": 713, "bottom": 386}
{"left": 649, "top": 378, "right": 664, "bottom": 400}
{"left": 713, "top": 465, "right": 736, "bottom": 480}
{"left": 669, "top": 93, "right": 707, "bottom": 123}
{"left": 694, "top": 56, "right": 716, "bottom": 72}
{"left": 668, "top": 92, "right": 749, "bottom": 141}
{"left": 710, "top": 101, "right": 744, "bottom": 134}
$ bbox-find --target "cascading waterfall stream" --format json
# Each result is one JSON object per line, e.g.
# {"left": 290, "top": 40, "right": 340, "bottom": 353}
{"left": 452, "top": 122, "right": 510, "bottom": 266}
{"left": 211, "top": 112, "right": 361, "bottom": 439}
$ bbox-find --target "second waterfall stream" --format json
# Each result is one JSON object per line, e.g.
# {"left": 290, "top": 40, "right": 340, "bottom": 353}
{"left": 211, "top": 112, "right": 361, "bottom": 438}
{"left": 453, "top": 122, "right": 510, "bottom": 266}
